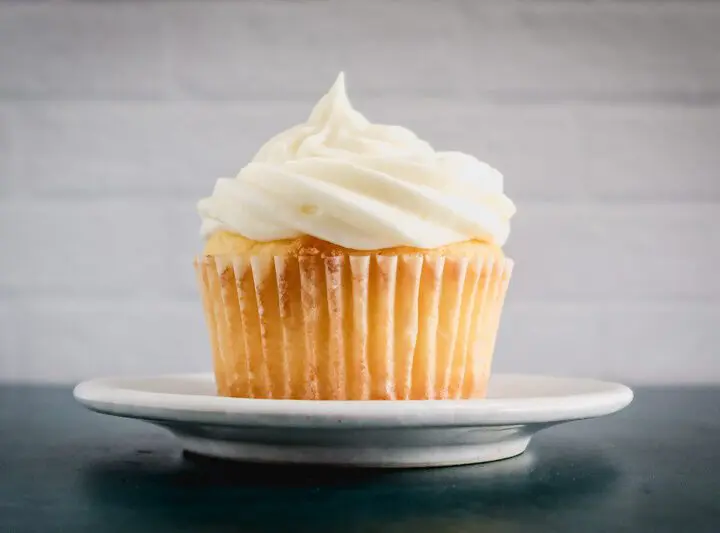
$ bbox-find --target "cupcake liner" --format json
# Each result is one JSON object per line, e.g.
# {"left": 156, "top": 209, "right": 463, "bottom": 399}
{"left": 195, "top": 252, "right": 513, "bottom": 400}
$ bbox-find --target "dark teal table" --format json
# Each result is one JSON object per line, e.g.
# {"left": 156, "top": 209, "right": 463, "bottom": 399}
{"left": 1, "top": 385, "right": 718, "bottom": 533}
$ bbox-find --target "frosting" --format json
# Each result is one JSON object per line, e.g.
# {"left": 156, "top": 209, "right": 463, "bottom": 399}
{"left": 198, "top": 73, "right": 515, "bottom": 250}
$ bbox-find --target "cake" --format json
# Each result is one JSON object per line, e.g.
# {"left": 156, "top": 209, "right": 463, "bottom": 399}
{"left": 195, "top": 73, "right": 515, "bottom": 400}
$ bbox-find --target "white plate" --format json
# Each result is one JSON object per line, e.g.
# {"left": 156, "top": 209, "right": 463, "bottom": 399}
{"left": 74, "top": 373, "right": 633, "bottom": 468}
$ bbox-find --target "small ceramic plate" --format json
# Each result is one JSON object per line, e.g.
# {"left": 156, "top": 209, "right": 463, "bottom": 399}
{"left": 74, "top": 373, "right": 633, "bottom": 468}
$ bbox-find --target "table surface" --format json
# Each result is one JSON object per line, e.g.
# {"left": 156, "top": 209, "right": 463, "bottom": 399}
{"left": 0, "top": 385, "right": 718, "bottom": 533}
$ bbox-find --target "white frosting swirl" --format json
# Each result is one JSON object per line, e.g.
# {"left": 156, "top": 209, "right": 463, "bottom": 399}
{"left": 198, "top": 73, "right": 515, "bottom": 249}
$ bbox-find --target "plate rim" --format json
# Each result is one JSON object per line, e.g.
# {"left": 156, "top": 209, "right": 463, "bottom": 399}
{"left": 73, "top": 372, "right": 634, "bottom": 428}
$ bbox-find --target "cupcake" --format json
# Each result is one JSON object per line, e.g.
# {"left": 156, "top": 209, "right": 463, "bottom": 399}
{"left": 196, "top": 73, "right": 516, "bottom": 400}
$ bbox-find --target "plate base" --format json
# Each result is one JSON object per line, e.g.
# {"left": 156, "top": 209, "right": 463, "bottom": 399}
{"left": 165, "top": 424, "right": 533, "bottom": 467}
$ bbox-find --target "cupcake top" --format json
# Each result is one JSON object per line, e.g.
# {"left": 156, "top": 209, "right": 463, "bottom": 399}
{"left": 198, "top": 73, "right": 515, "bottom": 250}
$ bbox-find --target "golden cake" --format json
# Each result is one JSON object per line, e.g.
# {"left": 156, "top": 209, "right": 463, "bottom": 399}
{"left": 195, "top": 74, "right": 516, "bottom": 400}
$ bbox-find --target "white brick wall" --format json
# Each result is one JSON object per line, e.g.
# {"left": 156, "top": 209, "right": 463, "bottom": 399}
{"left": 1, "top": 0, "right": 719, "bottom": 383}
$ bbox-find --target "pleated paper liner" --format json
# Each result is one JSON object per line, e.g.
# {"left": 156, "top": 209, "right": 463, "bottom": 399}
{"left": 195, "top": 252, "right": 513, "bottom": 400}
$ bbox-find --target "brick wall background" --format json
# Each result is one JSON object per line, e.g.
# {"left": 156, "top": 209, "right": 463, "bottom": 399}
{"left": 1, "top": 0, "right": 718, "bottom": 383}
